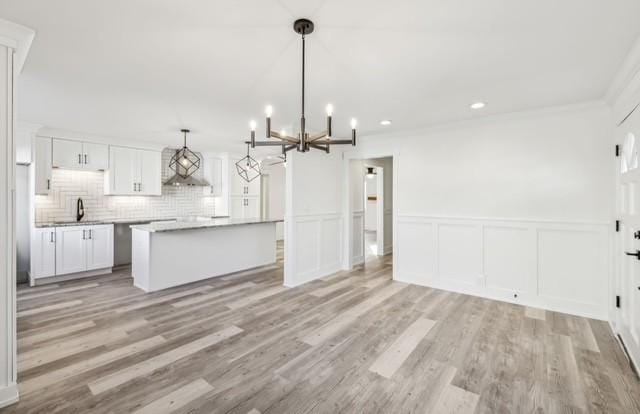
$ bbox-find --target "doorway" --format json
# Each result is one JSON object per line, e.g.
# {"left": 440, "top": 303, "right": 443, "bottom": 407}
{"left": 344, "top": 154, "right": 395, "bottom": 272}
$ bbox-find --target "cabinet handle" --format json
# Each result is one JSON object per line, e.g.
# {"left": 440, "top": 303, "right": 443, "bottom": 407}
{"left": 78, "top": 154, "right": 82, "bottom": 164}
{"left": 84, "top": 154, "right": 88, "bottom": 164}
{"left": 138, "top": 183, "right": 142, "bottom": 192}
{"left": 89, "top": 229, "right": 92, "bottom": 239}
{"left": 50, "top": 231, "right": 54, "bottom": 243}
{"left": 133, "top": 182, "right": 136, "bottom": 192}
{"left": 47, "top": 179, "right": 50, "bottom": 190}
{"left": 82, "top": 230, "right": 86, "bottom": 240}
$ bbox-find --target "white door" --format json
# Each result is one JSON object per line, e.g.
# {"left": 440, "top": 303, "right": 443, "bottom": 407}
{"left": 137, "top": 149, "right": 161, "bottom": 195}
{"left": 83, "top": 142, "right": 109, "bottom": 171}
{"left": 109, "top": 146, "right": 137, "bottom": 195}
{"left": 86, "top": 225, "right": 114, "bottom": 270}
{"left": 31, "top": 227, "right": 56, "bottom": 279}
{"left": 52, "top": 138, "right": 84, "bottom": 169}
{"left": 34, "top": 137, "right": 52, "bottom": 195}
{"left": 55, "top": 226, "right": 87, "bottom": 275}
{"left": 616, "top": 105, "right": 640, "bottom": 366}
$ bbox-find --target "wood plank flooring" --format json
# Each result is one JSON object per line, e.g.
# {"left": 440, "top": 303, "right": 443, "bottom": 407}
{"left": 6, "top": 243, "right": 640, "bottom": 413}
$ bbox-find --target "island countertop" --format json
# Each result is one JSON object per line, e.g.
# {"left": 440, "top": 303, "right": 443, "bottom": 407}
{"left": 130, "top": 217, "right": 283, "bottom": 233}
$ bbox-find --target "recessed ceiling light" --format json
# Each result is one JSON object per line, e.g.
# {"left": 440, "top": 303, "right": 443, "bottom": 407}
{"left": 470, "top": 102, "right": 486, "bottom": 109}
{"left": 380, "top": 120, "right": 392, "bottom": 126}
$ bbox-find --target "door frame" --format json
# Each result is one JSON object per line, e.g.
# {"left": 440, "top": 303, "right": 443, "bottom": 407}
{"left": 612, "top": 105, "right": 640, "bottom": 373}
{"left": 342, "top": 149, "right": 398, "bottom": 277}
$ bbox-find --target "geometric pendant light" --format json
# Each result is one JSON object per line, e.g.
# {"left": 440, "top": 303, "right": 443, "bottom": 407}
{"left": 235, "top": 142, "right": 261, "bottom": 182}
{"left": 169, "top": 129, "right": 201, "bottom": 178}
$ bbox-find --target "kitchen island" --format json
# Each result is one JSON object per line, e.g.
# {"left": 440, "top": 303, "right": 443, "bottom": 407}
{"left": 130, "top": 217, "right": 282, "bottom": 292}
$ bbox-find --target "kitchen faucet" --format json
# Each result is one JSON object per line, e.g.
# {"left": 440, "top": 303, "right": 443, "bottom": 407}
{"left": 77, "top": 197, "right": 85, "bottom": 222}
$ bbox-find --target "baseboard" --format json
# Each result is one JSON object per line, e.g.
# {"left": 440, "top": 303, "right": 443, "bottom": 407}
{"left": 394, "top": 274, "right": 607, "bottom": 321}
{"left": 32, "top": 267, "right": 113, "bottom": 286}
{"left": 0, "top": 383, "right": 19, "bottom": 409}
{"left": 611, "top": 321, "right": 640, "bottom": 379}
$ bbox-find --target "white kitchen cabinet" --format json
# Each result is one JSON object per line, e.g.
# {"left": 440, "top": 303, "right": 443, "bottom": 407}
{"left": 52, "top": 138, "right": 109, "bottom": 171}
{"left": 34, "top": 136, "right": 52, "bottom": 195}
{"left": 52, "top": 138, "right": 84, "bottom": 169}
{"left": 55, "top": 224, "right": 114, "bottom": 276}
{"left": 138, "top": 149, "right": 162, "bottom": 195}
{"left": 85, "top": 225, "right": 114, "bottom": 270}
{"left": 245, "top": 197, "right": 260, "bottom": 218}
{"left": 203, "top": 156, "right": 223, "bottom": 196}
{"left": 55, "top": 226, "right": 87, "bottom": 275}
{"left": 105, "top": 146, "right": 161, "bottom": 196}
{"left": 229, "top": 196, "right": 260, "bottom": 219}
{"left": 107, "top": 145, "right": 137, "bottom": 195}
{"left": 30, "top": 227, "right": 56, "bottom": 279}
{"left": 83, "top": 142, "right": 109, "bottom": 170}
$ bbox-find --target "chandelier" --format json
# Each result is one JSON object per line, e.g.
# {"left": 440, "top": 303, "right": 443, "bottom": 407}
{"left": 169, "top": 129, "right": 200, "bottom": 178}
{"left": 247, "top": 19, "right": 357, "bottom": 154}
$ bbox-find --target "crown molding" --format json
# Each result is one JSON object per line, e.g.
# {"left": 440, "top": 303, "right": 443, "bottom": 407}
{"left": 0, "top": 19, "right": 35, "bottom": 74}
{"left": 605, "top": 34, "right": 640, "bottom": 122}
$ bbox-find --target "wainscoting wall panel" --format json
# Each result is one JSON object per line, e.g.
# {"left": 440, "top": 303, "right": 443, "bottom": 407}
{"left": 285, "top": 213, "right": 343, "bottom": 287}
{"left": 395, "top": 215, "right": 609, "bottom": 319}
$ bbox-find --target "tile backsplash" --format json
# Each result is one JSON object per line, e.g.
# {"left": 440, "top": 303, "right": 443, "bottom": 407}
{"left": 35, "top": 148, "right": 220, "bottom": 223}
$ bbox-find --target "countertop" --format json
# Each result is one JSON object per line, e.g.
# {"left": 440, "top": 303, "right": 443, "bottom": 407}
{"left": 34, "top": 216, "right": 230, "bottom": 228}
{"left": 130, "top": 217, "right": 283, "bottom": 233}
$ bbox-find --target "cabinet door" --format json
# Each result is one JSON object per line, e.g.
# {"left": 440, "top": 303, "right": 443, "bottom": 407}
{"left": 229, "top": 160, "right": 247, "bottom": 196}
{"left": 52, "top": 138, "right": 84, "bottom": 169}
{"left": 247, "top": 176, "right": 261, "bottom": 197}
{"left": 83, "top": 142, "right": 109, "bottom": 171}
{"left": 55, "top": 227, "right": 87, "bottom": 275}
{"left": 245, "top": 197, "right": 260, "bottom": 219}
{"left": 108, "top": 146, "right": 137, "bottom": 195}
{"left": 138, "top": 150, "right": 161, "bottom": 195}
{"left": 203, "top": 157, "right": 222, "bottom": 196}
{"left": 86, "top": 225, "right": 114, "bottom": 270}
{"left": 31, "top": 228, "right": 56, "bottom": 278}
{"left": 229, "top": 197, "right": 245, "bottom": 219}
{"left": 34, "top": 137, "right": 52, "bottom": 195}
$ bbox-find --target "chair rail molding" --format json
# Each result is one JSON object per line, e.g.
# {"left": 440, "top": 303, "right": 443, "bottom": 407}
{"left": 395, "top": 214, "right": 610, "bottom": 320}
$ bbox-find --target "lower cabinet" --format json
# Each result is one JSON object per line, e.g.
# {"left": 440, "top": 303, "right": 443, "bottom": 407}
{"left": 31, "top": 227, "right": 56, "bottom": 278}
{"left": 229, "top": 196, "right": 260, "bottom": 219}
{"left": 30, "top": 224, "right": 114, "bottom": 284}
{"left": 56, "top": 225, "right": 114, "bottom": 275}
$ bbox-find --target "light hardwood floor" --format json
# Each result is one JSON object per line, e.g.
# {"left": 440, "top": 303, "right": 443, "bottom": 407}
{"left": 7, "top": 244, "right": 640, "bottom": 413}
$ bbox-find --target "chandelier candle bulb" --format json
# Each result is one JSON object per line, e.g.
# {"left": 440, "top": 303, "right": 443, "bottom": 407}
{"left": 250, "top": 120, "right": 257, "bottom": 147}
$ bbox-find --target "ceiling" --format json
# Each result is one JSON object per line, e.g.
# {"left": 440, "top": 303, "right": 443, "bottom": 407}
{"left": 2, "top": 0, "right": 639, "bottom": 152}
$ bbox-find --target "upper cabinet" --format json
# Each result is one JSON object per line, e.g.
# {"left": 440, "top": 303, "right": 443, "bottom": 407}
{"left": 52, "top": 138, "right": 108, "bottom": 171}
{"left": 34, "top": 136, "right": 52, "bottom": 195}
{"left": 203, "top": 156, "right": 223, "bottom": 196}
{"left": 104, "top": 146, "right": 161, "bottom": 196}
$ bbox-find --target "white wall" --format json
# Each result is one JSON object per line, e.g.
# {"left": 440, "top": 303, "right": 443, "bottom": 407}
{"left": 351, "top": 103, "right": 612, "bottom": 319}
{"left": 284, "top": 149, "right": 344, "bottom": 286}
